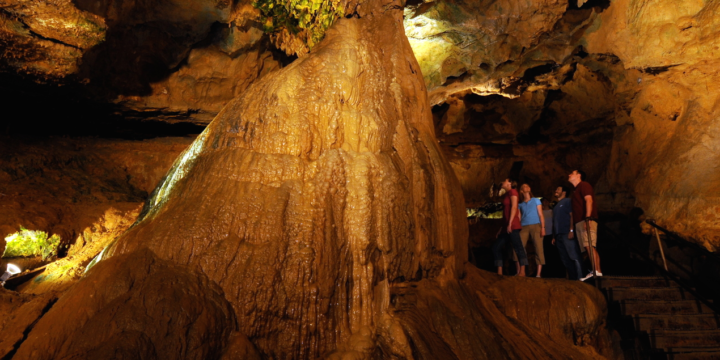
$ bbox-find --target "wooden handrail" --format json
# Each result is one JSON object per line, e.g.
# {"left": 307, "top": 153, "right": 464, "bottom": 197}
{"left": 599, "top": 222, "right": 720, "bottom": 314}
{"left": 645, "top": 219, "right": 720, "bottom": 260}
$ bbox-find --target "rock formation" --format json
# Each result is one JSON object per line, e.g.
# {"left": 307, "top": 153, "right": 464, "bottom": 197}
{"left": 0, "top": 0, "right": 283, "bottom": 123}
{"left": 0, "top": 0, "right": 618, "bottom": 358}
{"left": 0, "top": 137, "right": 192, "bottom": 245}
{"left": 585, "top": 0, "right": 720, "bottom": 251}
{"left": 17, "top": 3, "right": 470, "bottom": 357}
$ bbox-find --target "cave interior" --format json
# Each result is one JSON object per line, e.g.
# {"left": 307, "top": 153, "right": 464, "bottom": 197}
{"left": 1, "top": 0, "right": 720, "bottom": 358}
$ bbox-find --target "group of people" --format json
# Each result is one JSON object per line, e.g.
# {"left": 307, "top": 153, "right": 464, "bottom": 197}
{"left": 491, "top": 170, "right": 602, "bottom": 281}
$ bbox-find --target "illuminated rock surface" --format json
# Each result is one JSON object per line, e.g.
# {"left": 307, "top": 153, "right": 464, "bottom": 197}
{"left": 0, "top": 0, "right": 106, "bottom": 77}
{"left": 585, "top": 0, "right": 720, "bottom": 251}
{"left": 0, "top": 0, "right": 277, "bottom": 123}
{"left": 0, "top": 137, "right": 191, "bottom": 246}
{"left": 4, "top": 0, "right": 719, "bottom": 357}
{"left": 0, "top": 0, "right": 617, "bottom": 358}
{"left": 0, "top": 137, "right": 191, "bottom": 296}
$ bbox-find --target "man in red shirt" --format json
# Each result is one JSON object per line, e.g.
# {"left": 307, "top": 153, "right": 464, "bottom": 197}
{"left": 568, "top": 170, "right": 602, "bottom": 280}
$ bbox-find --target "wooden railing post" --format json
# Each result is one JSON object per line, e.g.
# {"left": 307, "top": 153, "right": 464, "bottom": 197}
{"left": 653, "top": 227, "right": 669, "bottom": 271}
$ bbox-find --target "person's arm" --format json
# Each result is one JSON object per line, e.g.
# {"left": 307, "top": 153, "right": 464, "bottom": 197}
{"left": 568, "top": 212, "right": 574, "bottom": 239}
{"left": 537, "top": 203, "right": 545, "bottom": 236}
{"left": 508, "top": 195, "right": 518, "bottom": 233}
{"left": 584, "top": 195, "right": 593, "bottom": 219}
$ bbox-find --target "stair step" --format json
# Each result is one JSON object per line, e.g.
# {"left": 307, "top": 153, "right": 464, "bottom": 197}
{"left": 620, "top": 300, "right": 714, "bottom": 315}
{"left": 649, "top": 330, "right": 720, "bottom": 349}
{"left": 608, "top": 287, "right": 694, "bottom": 301}
{"left": 599, "top": 276, "right": 671, "bottom": 288}
{"left": 659, "top": 347, "right": 720, "bottom": 360}
{"left": 634, "top": 314, "right": 720, "bottom": 331}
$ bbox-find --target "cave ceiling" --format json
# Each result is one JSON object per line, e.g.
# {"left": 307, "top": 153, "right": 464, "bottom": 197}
{"left": 1, "top": 0, "right": 719, "bottom": 253}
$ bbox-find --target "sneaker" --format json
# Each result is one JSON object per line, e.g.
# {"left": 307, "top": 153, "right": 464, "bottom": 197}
{"left": 580, "top": 272, "right": 603, "bottom": 281}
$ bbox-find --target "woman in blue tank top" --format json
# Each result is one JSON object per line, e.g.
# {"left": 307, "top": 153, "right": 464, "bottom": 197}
{"left": 514, "top": 184, "right": 546, "bottom": 277}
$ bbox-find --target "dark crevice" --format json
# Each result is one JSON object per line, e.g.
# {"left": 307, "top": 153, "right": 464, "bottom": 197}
{"left": 521, "top": 63, "right": 557, "bottom": 82}
{"left": 0, "top": 71, "right": 206, "bottom": 138}
{"left": 590, "top": 53, "right": 622, "bottom": 65}
{"left": 1, "top": 297, "right": 59, "bottom": 360}
{"left": 515, "top": 90, "right": 564, "bottom": 145}
{"left": 405, "top": 1, "right": 436, "bottom": 18}
{"left": 568, "top": 0, "right": 611, "bottom": 11}
{"left": 481, "top": 144, "right": 515, "bottom": 158}
{"left": 638, "top": 64, "right": 681, "bottom": 75}
{"left": 501, "top": 78, "right": 525, "bottom": 97}
{"left": 431, "top": 102, "right": 451, "bottom": 128}
{"left": 21, "top": 25, "right": 83, "bottom": 51}
{"left": 559, "top": 62, "right": 579, "bottom": 84}
{"left": 442, "top": 71, "right": 470, "bottom": 86}
{"left": 508, "top": 161, "right": 524, "bottom": 180}
{"left": 463, "top": 93, "right": 506, "bottom": 106}
{"left": 494, "top": 60, "right": 515, "bottom": 71}
{"left": 572, "top": 46, "right": 589, "bottom": 59}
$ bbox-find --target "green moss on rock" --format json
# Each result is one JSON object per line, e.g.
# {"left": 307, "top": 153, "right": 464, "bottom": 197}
{"left": 253, "top": 0, "right": 344, "bottom": 51}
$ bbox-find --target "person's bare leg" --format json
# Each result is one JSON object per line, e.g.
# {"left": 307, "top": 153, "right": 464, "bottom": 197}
{"left": 536, "top": 264, "right": 542, "bottom": 278}
{"left": 497, "top": 266, "right": 503, "bottom": 275}
{"left": 515, "top": 261, "right": 520, "bottom": 275}
{"left": 585, "top": 246, "right": 602, "bottom": 273}
{"left": 518, "top": 265, "right": 526, "bottom": 276}
{"left": 593, "top": 248, "right": 601, "bottom": 273}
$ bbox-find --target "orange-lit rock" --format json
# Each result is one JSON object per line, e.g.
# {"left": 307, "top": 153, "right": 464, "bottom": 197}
{"left": 389, "top": 265, "right": 616, "bottom": 359}
{"left": 0, "top": 0, "right": 273, "bottom": 124}
{"left": 0, "top": 137, "right": 191, "bottom": 244}
{"left": 0, "top": 0, "right": 106, "bottom": 77}
{"left": 0, "top": 290, "right": 59, "bottom": 359}
{"left": 14, "top": 249, "right": 244, "bottom": 360}
{"left": 583, "top": 0, "right": 720, "bottom": 250}
{"left": 1, "top": 0, "right": 619, "bottom": 358}
{"left": 117, "top": 47, "right": 282, "bottom": 124}
{"left": 101, "top": 6, "right": 467, "bottom": 357}
{"left": 404, "top": 0, "right": 568, "bottom": 92}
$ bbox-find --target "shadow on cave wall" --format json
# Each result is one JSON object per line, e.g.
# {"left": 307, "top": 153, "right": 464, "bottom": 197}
{"left": 0, "top": 72, "right": 205, "bottom": 138}
{"left": 0, "top": 0, "right": 296, "bottom": 138}
{"left": 70, "top": 0, "right": 231, "bottom": 97}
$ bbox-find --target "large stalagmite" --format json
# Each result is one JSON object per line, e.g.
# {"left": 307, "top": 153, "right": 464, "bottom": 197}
{"left": 6, "top": 0, "right": 612, "bottom": 359}
{"left": 104, "top": 4, "right": 469, "bottom": 357}
{"left": 13, "top": 1, "right": 467, "bottom": 358}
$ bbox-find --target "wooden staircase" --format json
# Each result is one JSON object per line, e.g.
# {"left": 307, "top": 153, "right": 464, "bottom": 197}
{"left": 598, "top": 276, "right": 720, "bottom": 359}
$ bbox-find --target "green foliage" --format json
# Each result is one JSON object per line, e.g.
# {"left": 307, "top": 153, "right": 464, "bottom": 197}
{"left": 466, "top": 203, "right": 503, "bottom": 219}
{"left": 253, "top": 0, "right": 344, "bottom": 48}
{"left": 3, "top": 226, "right": 61, "bottom": 260}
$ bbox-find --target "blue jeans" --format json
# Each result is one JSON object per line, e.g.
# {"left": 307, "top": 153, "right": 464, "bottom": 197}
{"left": 493, "top": 229, "right": 528, "bottom": 267}
{"left": 555, "top": 233, "right": 584, "bottom": 280}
